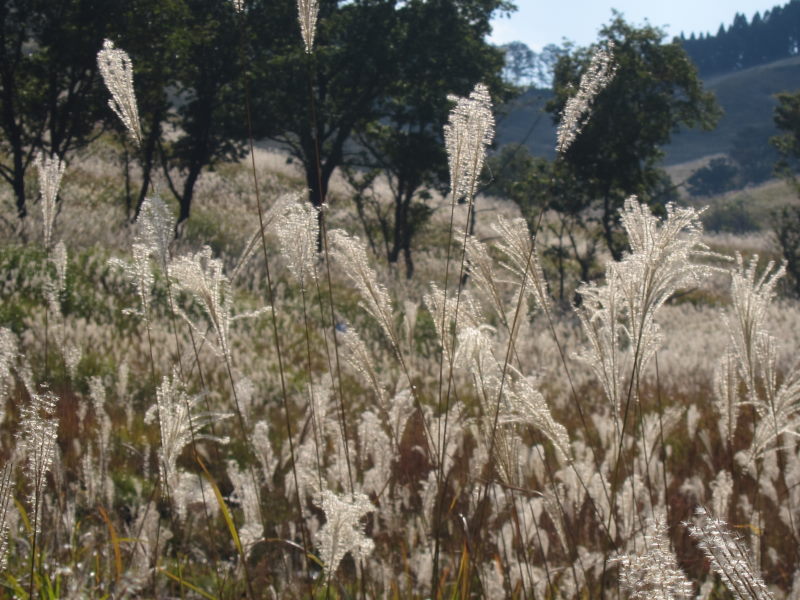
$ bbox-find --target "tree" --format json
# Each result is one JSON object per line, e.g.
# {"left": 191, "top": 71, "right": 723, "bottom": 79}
{"left": 350, "top": 0, "right": 511, "bottom": 277}
{"left": 256, "top": 0, "right": 400, "bottom": 212}
{"left": 0, "top": 0, "right": 120, "bottom": 220}
{"left": 546, "top": 14, "right": 720, "bottom": 259}
{"left": 686, "top": 157, "right": 739, "bottom": 197}
{"left": 501, "top": 41, "right": 536, "bottom": 87}
{"left": 158, "top": 0, "right": 257, "bottom": 228}
{"left": 108, "top": 0, "right": 187, "bottom": 220}
{"left": 771, "top": 90, "right": 800, "bottom": 296}
{"left": 729, "top": 125, "right": 778, "bottom": 185}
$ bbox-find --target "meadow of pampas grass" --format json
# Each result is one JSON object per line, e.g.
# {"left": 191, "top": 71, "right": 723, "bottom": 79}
{"left": 0, "top": 8, "right": 800, "bottom": 600}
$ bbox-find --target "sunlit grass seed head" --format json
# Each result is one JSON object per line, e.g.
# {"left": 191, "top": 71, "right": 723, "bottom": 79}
{"left": 556, "top": 42, "right": 616, "bottom": 154}
{"left": 35, "top": 153, "right": 65, "bottom": 251}
{"left": 297, "top": 0, "right": 319, "bottom": 53}
{"left": 444, "top": 83, "right": 494, "bottom": 203}
{"left": 97, "top": 39, "right": 142, "bottom": 148}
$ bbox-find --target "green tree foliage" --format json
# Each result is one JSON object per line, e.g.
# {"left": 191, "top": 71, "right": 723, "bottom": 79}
{"left": 687, "top": 157, "right": 739, "bottom": 197}
{"left": 729, "top": 125, "right": 778, "bottom": 185}
{"left": 256, "top": 0, "right": 401, "bottom": 211}
{"left": 159, "top": 0, "right": 254, "bottom": 227}
{"left": 546, "top": 15, "right": 720, "bottom": 259}
{"left": 501, "top": 41, "right": 566, "bottom": 89}
{"left": 0, "top": 0, "right": 119, "bottom": 220}
{"left": 110, "top": 0, "right": 187, "bottom": 219}
{"left": 771, "top": 89, "right": 800, "bottom": 296}
{"left": 350, "top": 0, "right": 511, "bottom": 278}
{"left": 502, "top": 41, "right": 536, "bottom": 87}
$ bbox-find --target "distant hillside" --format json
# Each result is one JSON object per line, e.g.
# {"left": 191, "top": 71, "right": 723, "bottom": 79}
{"left": 494, "top": 88, "right": 556, "bottom": 159}
{"left": 679, "top": 0, "right": 800, "bottom": 77}
{"left": 496, "top": 55, "right": 800, "bottom": 168}
{"left": 664, "top": 54, "right": 800, "bottom": 165}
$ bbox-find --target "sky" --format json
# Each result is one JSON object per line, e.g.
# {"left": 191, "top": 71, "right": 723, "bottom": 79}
{"left": 489, "top": 0, "right": 785, "bottom": 51}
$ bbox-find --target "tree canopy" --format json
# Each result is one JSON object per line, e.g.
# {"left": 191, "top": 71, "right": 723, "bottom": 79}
{"left": 545, "top": 14, "right": 721, "bottom": 259}
{"left": 771, "top": 90, "right": 800, "bottom": 296}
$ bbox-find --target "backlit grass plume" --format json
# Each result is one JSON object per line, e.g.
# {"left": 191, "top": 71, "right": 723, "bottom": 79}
{"left": 35, "top": 153, "right": 65, "bottom": 251}
{"left": 444, "top": 83, "right": 494, "bottom": 203}
{"left": 97, "top": 39, "right": 142, "bottom": 147}
{"left": 315, "top": 489, "right": 375, "bottom": 578}
{"left": 617, "top": 515, "right": 693, "bottom": 600}
{"left": 687, "top": 507, "right": 774, "bottom": 600}
{"left": 297, "top": 0, "right": 319, "bottom": 53}
{"left": 556, "top": 42, "right": 616, "bottom": 154}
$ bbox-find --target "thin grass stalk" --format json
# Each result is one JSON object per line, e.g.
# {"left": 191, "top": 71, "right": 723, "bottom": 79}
{"left": 236, "top": 22, "right": 312, "bottom": 584}
{"left": 653, "top": 353, "right": 672, "bottom": 527}
{"left": 300, "top": 288, "right": 326, "bottom": 492}
{"left": 303, "top": 51, "right": 357, "bottom": 498}
{"left": 432, "top": 177, "right": 482, "bottom": 595}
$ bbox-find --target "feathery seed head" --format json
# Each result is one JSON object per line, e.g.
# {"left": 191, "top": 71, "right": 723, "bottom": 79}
{"left": 97, "top": 39, "right": 142, "bottom": 147}
{"left": 273, "top": 193, "right": 319, "bottom": 289}
{"left": 315, "top": 489, "right": 375, "bottom": 576}
{"left": 36, "top": 153, "right": 65, "bottom": 250}
{"left": 137, "top": 195, "right": 175, "bottom": 269}
{"left": 616, "top": 515, "right": 693, "bottom": 600}
{"left": 145, "top": 370, "right": 230, "bottom": 494}
{"left": 17, "top": 389, "right": 59, "bottom": 528}
{"left": 687, "top": 506, "right": 774, "bottom": 600}
{"left": 329, "top": 230, "right": 396, "bottom": 346}
{"left": 444, "top": 83, "right": 494, "bottom": 203}
{"left": 556, "top": 42, "right": 616, "bottom": 154}
{"left": 297, "top": 0, "right": 319, "bottom": 53}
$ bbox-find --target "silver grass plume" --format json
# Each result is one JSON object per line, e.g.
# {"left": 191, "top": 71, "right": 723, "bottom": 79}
{"left": 35, "top": 152, "right": 65, "bottom": 251}
{"left": 720, "top": 256, "right": 800, "bottom": 466}
{"left": 227, "top": 462, "right": 263, "bottom": 554}
{"left": 314, "top": 489, "right": 375, "bottom": 577}
{"left": 577, "top": 198, "right": 709, "bottom": 420}
{"left": 444, "top": 83, "right": 494, "bottom": 203}
{"left": 17, "top": 389, "right": 58, "bottom": 535}
{"left": 714, "top": 349, "right": 740, "bottom": 449}
{"left": 297, "top": 0, "right": 319, "bottom": 53}
{"left": 0, "top": 462, "right": 12, "bottom": 570}
{"left": 499, "top": 371, "right": 571, "bottom": 463}
{"left": 53, "top": 241, "right": 68, "bottom": 294}
{"left": 97, "top": 39, "right": 142, "bottom": 147}
{"left": 425, "top": 284, "right": 482, "bottom": 368}
{"left": 144, "top": 369, "right": 230, "bottom": 494}
{"left": 137, "top": 195, "right": 174, "bottom": 269}
{"left": 687, "top": 506, "right": 774, "bottom": 600}
{"left": 340, "top": 327, "right": 386, "bottom": 406}
{"left": 0, "top": 328, "right": 17, "bottom": 411}
{"left": 328, "top": 230, "right": 397, "bottom": 348}
{"left": 464, "top": 235, "right": 506, "bottom": 320}
{"left": 724, "top": 255, "right": 785, "bottom": 404}
{"left": 171, "top": 246, "right": 266, "bottom": 360}
{"left": 170, "top": 246, "right": 233, "bottom": 359}
{"left": 616, "top": 515, "right": 693, "bottom": 600}
{"left": 492, "top": 215, "right": 551, "bottom": 314}
{"left": 109, "top": 243, "right": 154, "bottom": 322}
{"left": 272, "top": 192, "right": 319, "bottom": 290}
{"left": 556, "top": 42, "right": 616, "bottom": 154}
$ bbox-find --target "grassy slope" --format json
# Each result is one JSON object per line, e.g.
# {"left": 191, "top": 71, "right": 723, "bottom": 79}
{"left": 665, "top": 54, "right": 800, "bottom": 165}
{"left": 496, "top": 55, "right": 800, "bottom": 167}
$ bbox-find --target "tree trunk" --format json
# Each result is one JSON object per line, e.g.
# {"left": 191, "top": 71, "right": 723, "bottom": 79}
{"left": 388, "top": 189, "right": 416, "bottom": 279}
{"left": 177, "top": 162, "right": 204, "bottom": 232}
{"left": 12, "top": 160, "right": 26, "bottom": 219}
{"left": 134, "top": 110, "right": 165, "bottom": 220}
